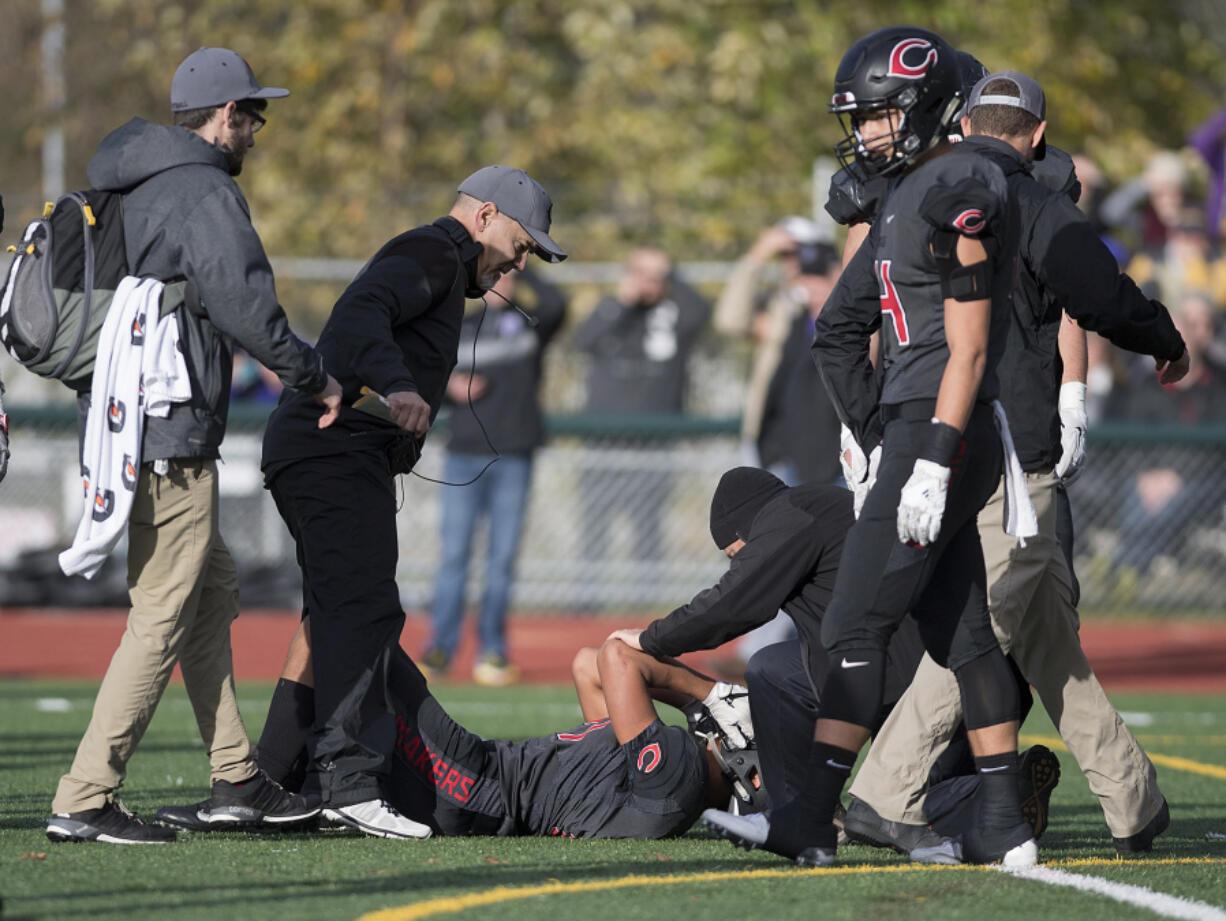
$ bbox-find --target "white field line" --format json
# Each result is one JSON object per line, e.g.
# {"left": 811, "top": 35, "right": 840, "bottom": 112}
{"left": 1006, "top": 865, "right": 1226, "bottom": 921}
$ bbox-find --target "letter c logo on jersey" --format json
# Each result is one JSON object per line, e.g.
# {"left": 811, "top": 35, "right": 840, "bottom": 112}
{"left": 952, "top": 209, "right": 986, "bottom": 234}
{"left": 636, "top": 742, "right": 662, "bottom": 774}
{"left": 887, "top": 38, "right": 938, "bottom": 79}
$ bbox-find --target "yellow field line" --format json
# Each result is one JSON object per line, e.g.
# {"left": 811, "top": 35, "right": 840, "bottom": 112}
{"left": 1021, "top": 733, "right": 1226, "bottom": 780}
{"left": 355, "top": 858, "right": 1226, "bottom": 921}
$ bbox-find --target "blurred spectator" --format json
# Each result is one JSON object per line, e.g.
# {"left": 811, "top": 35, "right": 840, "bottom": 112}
{"left": 1101, "top": 150, "right": 1194, "bottom": 251}
{"left": 712, "top": 215, "right": 825, "bottom": 469}
{"left": 1189, "top": 107, "right": 1226, "bottom": 243}
{"left": 757, "top": 241, "right": 845, "bottom": 486}
{"left": 230, "top": 348, "right": 283, "bottom": 404}
{"left": 423, "top": 268, "right": 567, "bottom": 686}
{"left": 1126, "top": 205, "right": 1226, "bottom": 311}
{"left": 1105, "top": 293, "right": 1226, "bottom": 577}
{"left": 573, "top": 248, "right": 711, "bottom": 570}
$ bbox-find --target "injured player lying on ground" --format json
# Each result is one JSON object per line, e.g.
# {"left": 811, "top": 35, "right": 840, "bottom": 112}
{"left": 158, "top": 623, "right": 765, "bottom": 839}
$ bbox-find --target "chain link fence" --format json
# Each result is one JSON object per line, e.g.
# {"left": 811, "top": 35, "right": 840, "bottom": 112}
{"left": 1, "top": 404, "right": 1224, "bottom": 616}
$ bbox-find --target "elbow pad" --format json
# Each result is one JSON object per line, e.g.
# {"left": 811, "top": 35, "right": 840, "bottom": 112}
{"left": 930, "top": 229, "right": 992, "bottom": 302}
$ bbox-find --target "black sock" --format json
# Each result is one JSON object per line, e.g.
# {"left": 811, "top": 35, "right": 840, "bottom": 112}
{"left": 973, "top": 751, "right": 1024, "bottom": 833}
{"left": 765, "top": 742, "right": 853, "bottom": 857}
{"left": 255, "top": 678, "right": 315, "bottom": 790}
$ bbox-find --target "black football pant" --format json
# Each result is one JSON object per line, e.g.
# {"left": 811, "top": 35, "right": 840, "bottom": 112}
{"left": 269, "top": 450, "right": 405, "bottom": 807}
{"left": 820, "top": 402, "right": 1015, "bottom": 733}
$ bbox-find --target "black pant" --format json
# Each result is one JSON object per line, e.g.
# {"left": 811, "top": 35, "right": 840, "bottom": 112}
{"left": 822, "top": 402, "right": 1004, "bottom": 670}
{"left": 269, "top": 450, "right": 404, "bottom": 806}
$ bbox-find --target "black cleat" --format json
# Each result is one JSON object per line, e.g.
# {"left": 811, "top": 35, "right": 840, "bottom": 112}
{"left": 47, "top": 801, "right": 176, "bottom": 844}
{"left": 157, "top": 769, "right": 320, "bottom": 830}
{"left": 1018, "top": 745, "right": 1061, "bottom": 839}
{"left": 1114, "top": 798, "right": 1170, "bottom": 855}
{"left": 843, "top": 796, "right": 951, "bottom": 853}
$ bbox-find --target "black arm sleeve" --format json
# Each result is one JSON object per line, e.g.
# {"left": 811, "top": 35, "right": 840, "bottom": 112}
{"left": 1033, "top": 197, "right": 1186, "bottom": 361}
{"left": 639, "top": 505, "right": 820, "bottom": 658}
{"left": 812, "top": 232, "right": 884, "bottom": 452}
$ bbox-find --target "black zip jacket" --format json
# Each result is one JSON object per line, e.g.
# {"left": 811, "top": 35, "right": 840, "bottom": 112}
{"left": 963, "top": 137, "right": 1186, "bottom": 470}
{"left": 261, "top": 216, "right": 476, "bottom": 481}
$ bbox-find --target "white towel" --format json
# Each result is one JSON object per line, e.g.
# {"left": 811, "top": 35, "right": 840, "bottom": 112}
{"left": 991, "top": 399, "right": 1039, "bottom": 545}
{"left": 59, "top": 277, "right": 190, "bottom": 578}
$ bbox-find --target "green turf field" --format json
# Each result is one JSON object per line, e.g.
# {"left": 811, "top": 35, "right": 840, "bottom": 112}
{"left": 1, "top": 679, "right": 1223, "bottom": 921}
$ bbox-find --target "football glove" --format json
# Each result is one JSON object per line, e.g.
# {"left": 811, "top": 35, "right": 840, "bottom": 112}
{"left": 1055, "top": 381, "right": 1087, "bottom": 481}
{"left": 701, "top": 681, "right": 754, "bottom": 750}
{"left": 897, "top": 458, "right": 950, "bottom": 546}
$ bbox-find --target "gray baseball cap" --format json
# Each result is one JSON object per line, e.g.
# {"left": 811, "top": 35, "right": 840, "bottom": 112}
{"left": 457, "top": 166, "right": 567, "bottom": 263}
{"left": 969, "top": 70, "right": 1046, "bottom": 159}
{"left": 171, "top": 47, "right": 289, "bottom": 112}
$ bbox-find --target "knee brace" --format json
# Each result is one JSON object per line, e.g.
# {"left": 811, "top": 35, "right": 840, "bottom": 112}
{"left": 954, "top": 648, "right": 1020, "bottom": 730}
{"left": 815, "top": 647, "right": 886, "bottom": 729}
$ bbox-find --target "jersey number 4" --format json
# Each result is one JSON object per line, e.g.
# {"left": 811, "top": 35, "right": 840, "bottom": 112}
{"left": 876, "top": 259, "right": 910, "bottom": 346}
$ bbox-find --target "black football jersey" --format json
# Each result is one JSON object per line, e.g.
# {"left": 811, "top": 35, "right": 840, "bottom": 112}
{"left": 866, "top": 145, "right": 1015, "bottom": 405}
{"left": 494, "top": 718, "right": 708, "bottom": 838}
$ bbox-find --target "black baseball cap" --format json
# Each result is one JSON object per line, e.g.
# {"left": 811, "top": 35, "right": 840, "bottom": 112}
{"left": 171, "top": 47, "right": 289, "bottom": 112}
{"left": 457, "top": 166, "right": 567, "bottom": 263}
{"left": 798, "top": 242, "right": 840, "bottom": 277}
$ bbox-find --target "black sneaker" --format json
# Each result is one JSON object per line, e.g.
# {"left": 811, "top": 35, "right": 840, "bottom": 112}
{"left": 157, "top": 769, "right": 320, "bottom": 830}
{"left": 843, "top": 796, "right": 951, "bottom": 853}
{"left": 1114, "top": 798, "right": 1170, "bottom": 855}
{"left": 47, "top": 801, "right": 176, "bottom": 844}
{"left": 421, "top": 648, "right": 450, "bottom": 678}
{"left": 1018, "top": 745, "right": 1061, "bottom": 839}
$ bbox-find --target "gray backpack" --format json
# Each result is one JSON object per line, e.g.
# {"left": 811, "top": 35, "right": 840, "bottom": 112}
{"left": 0, "top": 190, "right": 188, "bottom": 392}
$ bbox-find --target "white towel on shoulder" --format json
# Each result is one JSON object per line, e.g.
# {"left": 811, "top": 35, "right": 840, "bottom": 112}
{"left": 59, "top": 277, "right": 190, "bottom": 578}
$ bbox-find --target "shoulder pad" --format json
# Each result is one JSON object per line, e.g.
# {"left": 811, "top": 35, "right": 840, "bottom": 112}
{"left": 919, "top": 175, "right": 1002, "bottom": 237}
{"left": 825, "top": 166, "right": 889, "bottom": 227}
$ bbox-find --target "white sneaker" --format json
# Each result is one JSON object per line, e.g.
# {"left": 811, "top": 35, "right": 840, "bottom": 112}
{"left": 1001, "top": 837, "right": 1039, "bottom": 869}
{"left": 701, "top": 808, "right": 771, "bottom": 847}
{"left": 703, "top": 681, "right": 754, "bottom": 749}
{"left": 322, "top": 799, "right": 433, "bottom": 839}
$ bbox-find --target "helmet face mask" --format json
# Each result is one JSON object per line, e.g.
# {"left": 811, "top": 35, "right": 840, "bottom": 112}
{"left": 830, "top": 26, "right": 963, "bottom": 177}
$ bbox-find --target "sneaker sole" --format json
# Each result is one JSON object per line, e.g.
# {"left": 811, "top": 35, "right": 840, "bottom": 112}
{"left": 46, "top": 822, "right": 173, "bottom": 845}
{"left": 321, "top": 808, "right": 432, "bottom": 840}
{"left": 1020, "top": 747, "right": 1061, "bottom": 839}
{"left": 207, "top": 806, "right": 322, "bottom": 827}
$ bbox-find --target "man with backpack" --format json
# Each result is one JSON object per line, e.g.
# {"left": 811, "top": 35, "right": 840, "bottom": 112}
{"left": 47, "top": 47, "right": 342, "bottom": 845}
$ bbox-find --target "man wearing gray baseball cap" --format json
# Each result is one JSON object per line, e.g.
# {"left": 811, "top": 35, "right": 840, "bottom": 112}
{"left": 48, "top": 48, "right": 341, "bottom": 845}
{"left": 244, "top": 165, "right": 566, "bottom": 839}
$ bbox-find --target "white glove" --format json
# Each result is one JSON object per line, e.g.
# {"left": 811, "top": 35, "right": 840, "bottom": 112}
{"left": 1055, "top": 381, "right": 1088, "bottom": 481}
{"left": 702, "top": 681, "right": 754, "bottom": 749}
{"left": 897, "top": 458, "right": 951, "bottom": 546}
{"left": 839, "top": 424, "right": 881, "bottom": 518}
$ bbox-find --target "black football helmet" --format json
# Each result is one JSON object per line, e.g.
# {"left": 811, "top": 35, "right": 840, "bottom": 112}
{"left": 713, "top": 739, "right": 768, "bottom": 815}
{"left": 951, "top": 51, "right": 990, "bottom": 128}
{"left": 830, "top": 26, "right": 963, "bottom": 177}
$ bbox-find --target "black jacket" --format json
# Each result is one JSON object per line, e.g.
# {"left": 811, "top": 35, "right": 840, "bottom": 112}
{"left": 445, "top": 270, "right": 567, "bottom": 456}
{"left": 640, "top": 482, "right": 922, "bottom": 703}
{"left": 963, "top": 137, "right": 1186, "bottom": 470}
{"left": 261, "top": 216, "right": 476, "bottom": 480}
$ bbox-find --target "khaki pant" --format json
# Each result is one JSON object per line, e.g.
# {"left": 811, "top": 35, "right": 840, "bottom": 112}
{"left": 53, "top": 459, "right": 255, "bottom": 813}
{"left": 848, "top": 470, "right": 1165, "bottom": 838}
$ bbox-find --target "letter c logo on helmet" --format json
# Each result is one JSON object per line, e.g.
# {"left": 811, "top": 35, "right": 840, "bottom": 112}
{"left": 887, "top": 38, "right": 938, "bottom": 79}
{"left": 952, "top": 209, "right": 986, "bottom": 234}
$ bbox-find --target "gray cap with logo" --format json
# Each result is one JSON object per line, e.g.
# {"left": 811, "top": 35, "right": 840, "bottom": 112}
{"left": 968, "top": 70, "right": 1047, "bottom": 159}
{"left": 457, "top": 166, "right": 567, "bottom": 263}
{"left": 171, "top": 47, "right": 289, "bottom": 112}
